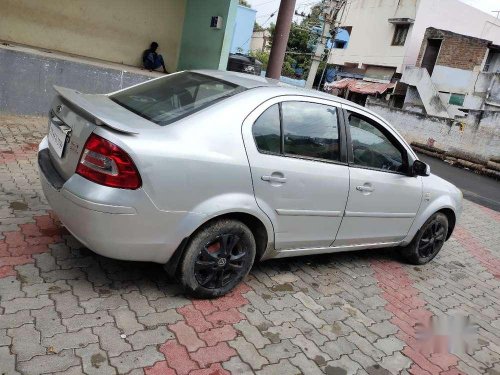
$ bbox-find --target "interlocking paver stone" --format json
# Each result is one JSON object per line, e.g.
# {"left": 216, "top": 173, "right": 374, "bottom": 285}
{"left": 42, "top": 327, "right": 98, "bottom": 352}
{"left": 1, "top": 114, "right": 500, "bottom": 374}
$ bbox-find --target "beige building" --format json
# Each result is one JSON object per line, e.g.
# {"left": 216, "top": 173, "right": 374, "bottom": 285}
{"left": 329, "top": 0, "right": 500, "bottom": 82}
{"left": 250, "top": 30, "right": 271, "bottom": 52}
{"left": 0, "top": 0, "right": 238, "bottom": 72}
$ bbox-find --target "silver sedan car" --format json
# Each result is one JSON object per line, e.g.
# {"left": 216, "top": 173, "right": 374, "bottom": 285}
{"left": 38, "top": 70, "right": 462, "bottom": 297}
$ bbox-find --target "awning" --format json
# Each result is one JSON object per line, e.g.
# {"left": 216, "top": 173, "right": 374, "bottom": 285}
{"left": 324, "top": 78, "right": 396, "bottom": 95}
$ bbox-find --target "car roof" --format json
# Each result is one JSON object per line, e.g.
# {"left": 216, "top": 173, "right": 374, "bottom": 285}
{"left": 191, "top": 69, "right": 366, "bottom": 112}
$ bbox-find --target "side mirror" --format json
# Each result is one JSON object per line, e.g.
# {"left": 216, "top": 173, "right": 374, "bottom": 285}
{"left": 412, "top": 160, "right": 430, "bottom": 177}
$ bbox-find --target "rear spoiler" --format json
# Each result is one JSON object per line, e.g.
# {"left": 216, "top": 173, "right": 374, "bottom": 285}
{"left": 53, "top": 86, "right": 153, "bottom": 134}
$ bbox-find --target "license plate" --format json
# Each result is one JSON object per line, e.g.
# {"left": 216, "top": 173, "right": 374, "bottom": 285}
{"left": 48, "top": 122, "right": 67, "bottom": 158}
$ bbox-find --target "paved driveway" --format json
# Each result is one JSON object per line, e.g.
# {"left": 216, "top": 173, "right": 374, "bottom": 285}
{"left": 0, "top": 114, "right": 499, "bottom": 375}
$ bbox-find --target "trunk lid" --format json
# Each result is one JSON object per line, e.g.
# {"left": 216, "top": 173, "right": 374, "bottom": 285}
{"left": 47, "top": 86, "right": 154, "bottom": 180}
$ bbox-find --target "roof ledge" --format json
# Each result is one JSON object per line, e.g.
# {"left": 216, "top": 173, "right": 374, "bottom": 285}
{"left": 388, "top": 18, "right": 414, "bottom": 25}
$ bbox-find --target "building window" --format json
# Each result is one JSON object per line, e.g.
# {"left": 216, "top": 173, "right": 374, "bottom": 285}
{"left": 449, "top": 94, "right": 465, "bottom": 106}
{"left": 392, "top": 24, "right": 410, "bottom": 46}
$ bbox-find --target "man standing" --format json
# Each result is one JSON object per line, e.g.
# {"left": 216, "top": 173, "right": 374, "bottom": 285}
{"left": 142, "top": 42, "right": 168, "bottom": 73}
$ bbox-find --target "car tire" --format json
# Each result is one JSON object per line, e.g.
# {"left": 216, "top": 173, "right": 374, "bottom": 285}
{"left": 179, "top": 219, "right": 256, "bottom": 298}
{"left": 401, "top": 212, "right": 448, "bottom": 265}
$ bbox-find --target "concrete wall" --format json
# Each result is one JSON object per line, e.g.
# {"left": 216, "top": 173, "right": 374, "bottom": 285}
{"left": 0, "top": 0, "right": 186, "bottom": 72}
{"left": 366, "top": 100, "right": 500, "bottom": 159}
{"left": 177, "top": 0, "right": 237, "bottom": 70}
{"left": 0, "top": 45, "right": 157, "bottom": 116}
{"left": 230, "top": 5, "right": 257, "bottom": 54}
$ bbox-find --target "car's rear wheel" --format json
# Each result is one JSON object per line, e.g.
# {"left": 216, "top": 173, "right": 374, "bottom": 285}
{"left": 401, "top": 212, "right": 448, "bottom": 265}
{"left": 179, "top": 219, "right": 256, "bottom": 298}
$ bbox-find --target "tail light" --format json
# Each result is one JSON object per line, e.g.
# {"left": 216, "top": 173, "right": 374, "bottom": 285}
{"left": 76, "top": 134, "right": 141, "bottom": 189}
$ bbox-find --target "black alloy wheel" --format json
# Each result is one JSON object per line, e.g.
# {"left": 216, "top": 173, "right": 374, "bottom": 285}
{"left": 194, "top": 234, "right": 248, "bottom": 289}
{"left": 417, "top": 219, "right": 446, "bottom": 259}
{"left": 401, "top": 212, "right": 449, "bottom": 265}
{"left": 179, "top": 219, "right": 256, "bottom": 298}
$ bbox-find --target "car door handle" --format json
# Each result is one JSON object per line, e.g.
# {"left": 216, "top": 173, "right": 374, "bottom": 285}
{"left": 262, "top": 175, "right": 287, "bottom": 183}
{"left": 356, "top": 185, "right": 374, "bottom": 192}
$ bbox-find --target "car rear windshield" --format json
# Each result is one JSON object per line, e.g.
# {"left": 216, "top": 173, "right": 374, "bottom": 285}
{"left": 110, "top": 72, "right": 245, "bottom": 126}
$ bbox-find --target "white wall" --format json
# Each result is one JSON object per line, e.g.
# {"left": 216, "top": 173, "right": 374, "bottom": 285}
{"left": 330, "top": 0, "right": 500, "bottom": 73}
{"left": 366, "top": 101, "right": 500, "bottom": 159}
{"left": 329, "top": 0, "right": 418, "bottom": 73}
{"left": 404, "top": 0, "right": 500, "bottom": 68}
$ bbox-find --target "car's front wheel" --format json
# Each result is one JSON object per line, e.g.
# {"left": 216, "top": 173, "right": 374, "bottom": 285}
{"left": 179, "top": 219, "right": 256, "bottom": 298}
{"left": 401, "top": 212, "right": 449, "bottom": 265}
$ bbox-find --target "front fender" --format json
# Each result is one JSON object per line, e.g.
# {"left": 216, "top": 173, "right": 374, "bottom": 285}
{"left": 402, "top": 194, "right": 457, "bottom": 245}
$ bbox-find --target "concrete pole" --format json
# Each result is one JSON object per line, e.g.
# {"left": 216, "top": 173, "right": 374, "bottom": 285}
{"left": 266, "top": 0, "right": 297, "bottom": 79}
{"left": 305, "top": 1, "right": 337, "bottom": 89}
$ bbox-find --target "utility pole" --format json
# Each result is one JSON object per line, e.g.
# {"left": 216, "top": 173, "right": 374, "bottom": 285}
{"left": 493, "top": 10, "right": 500, "bottom": 19}
{"left": 266, "top": 0, "right": 297, "bottom": 79}
{"left": 305, "top": 0, "right": 345, "bottom": 89}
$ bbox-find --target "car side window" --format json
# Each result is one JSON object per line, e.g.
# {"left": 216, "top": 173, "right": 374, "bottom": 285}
{"left": 252, "top": 104, "right": 281, "bottom": 154}
{"left": 281, "top": 101, "right": 340, "bottom": 162}
{"left": 347, "top": 111, "right": 406, "bottom": 173}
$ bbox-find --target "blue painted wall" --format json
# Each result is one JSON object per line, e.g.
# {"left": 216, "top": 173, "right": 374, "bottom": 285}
{"left": 230, "top": 5, "right": 257, "bottom": 54}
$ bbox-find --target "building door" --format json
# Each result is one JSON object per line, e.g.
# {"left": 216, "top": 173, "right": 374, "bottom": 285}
{"left": 421, "top": 39, "right": 442, "bottom": 76}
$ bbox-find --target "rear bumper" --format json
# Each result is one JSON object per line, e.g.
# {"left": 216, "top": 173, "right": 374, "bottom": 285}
{"left": 38, "top": 144, "right": 186, "bottom": 264}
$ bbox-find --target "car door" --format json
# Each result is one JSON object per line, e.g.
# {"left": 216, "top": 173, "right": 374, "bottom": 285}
{"left": 242, "top": 96, "right": 350, "bottom": 250}
{"left": 334, "top": 107, "right": 423, "bottom": 247}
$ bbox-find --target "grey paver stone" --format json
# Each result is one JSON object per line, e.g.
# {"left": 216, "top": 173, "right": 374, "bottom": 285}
{"left": 76, "top": 342, "right": 116, "bottom": 375}
{"left": 63, "top": 310, "right": 114, "bottom": 331}
{"left": 42, "top": 327, "right": 98, "bottom": 351}
{"left": 126, "top": 326, "right": 173, "bottom": 350}
{"left": 51, "top": 291, "right": 84, "bottom": 318}
{"left": 380, "top": 352, "right": 412, "bottom": 374}
{"left": 1, "top": 295, "right": 52, "bottom": 313}
{"left": 229, "top": 336, "right": 269, "bottom": 370}
{"left": 289, "top": 353, "right": 324, "bottom": 375}
{"left": 325, "top": 354, "right": 362, "bottom": 375}
{"left": 234, "top": 320, "right": 270, "bottom": 349}
{"left": 94, "top": 323, "right": 132, "bottom": 357}
{"left": 137, "top": 310, "right": 182, "bottom": 327}
{"left": 17, "top": 349, "right": 80, "bottom": 375}
{"left": 8, "top": 323, "right": 45, "bottom": 361}
{"left": 293, "top": 291, "right": 324, "bottom": 313}
{"left": 109, "top": 345, "right": 164, "bottom": 374}
{"left": 222, "top": 355, "right": 254, "bottom": 374}
{"left": 0, "top": 310, "right": 33, "bottom": 329}
{"left": 255, "top": 359, "right": 301, "bottom": 375}
{"left": 32, "top": 306, "right": 66, "bottom": 338}
{"left": 374, "top": 337, "right": 406, "bottom": 356}
{"left": 321, "top": 336, "right": 356, "bottom": 360}
{"left": 122, "top": 291, "right": 155, "bottom": 317}
{"left": 0, "top": 345, "right": 20, "bottom": 375}
{"left": 259, "top": 339, "right": 301, "bottom": 364}
{"left": 368, "top": 320, "right": 399, "bottom": 338}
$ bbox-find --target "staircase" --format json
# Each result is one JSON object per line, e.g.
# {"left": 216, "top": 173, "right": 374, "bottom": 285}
{"left": 401, "top": 67, "right": 451, "bottom": 118}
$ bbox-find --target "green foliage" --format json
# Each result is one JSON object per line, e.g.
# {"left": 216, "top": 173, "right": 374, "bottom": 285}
{"left": 250, "top": 50, "right": 269, "bottom": 70}
{"left": 254, "top": 21, "right": 264, "bottom": 32}
{"left": 238, "top": 0, "right": 251, "bottom": 7}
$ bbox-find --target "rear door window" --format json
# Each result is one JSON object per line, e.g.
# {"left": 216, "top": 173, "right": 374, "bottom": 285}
{"left": 252, "top": 104, "right": 281, "bottom": 154}
{"left": 282, "top": 101, "right": 340, "bottom": 162}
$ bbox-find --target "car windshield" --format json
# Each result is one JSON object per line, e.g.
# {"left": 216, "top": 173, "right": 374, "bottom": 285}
{"left": 110, "top": 72, "right": 246, "bottom": 126}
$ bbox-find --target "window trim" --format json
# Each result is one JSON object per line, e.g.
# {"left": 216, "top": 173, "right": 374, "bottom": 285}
{"left": 343, "top": 109, "right": 410, "bottom": 176}
{"left": 251, "top": 99, "right": 348, "bottom": 165}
